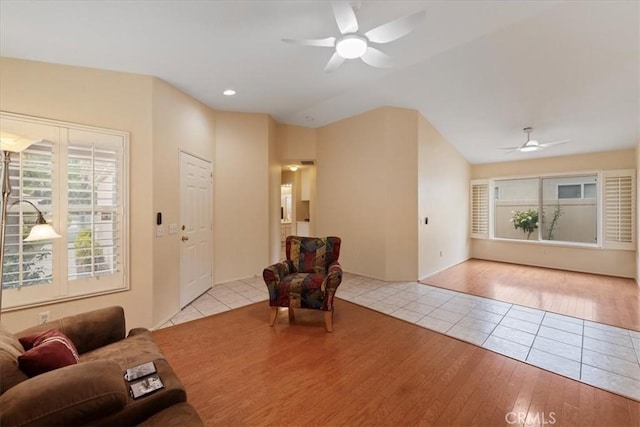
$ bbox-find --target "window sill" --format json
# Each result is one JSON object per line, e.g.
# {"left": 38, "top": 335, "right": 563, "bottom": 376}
{"left": 472, "top": 236, "right": 602, "bottom": 250}
{"left": 0, "top": 286, "right": 130, "bottom": 313}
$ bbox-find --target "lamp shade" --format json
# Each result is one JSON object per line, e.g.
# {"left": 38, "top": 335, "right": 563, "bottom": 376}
{"left": 0, "top": 131, "right": 40, "bottom": 153}
{"left": 24, "top": 224, "right": 61, "bottom": 242}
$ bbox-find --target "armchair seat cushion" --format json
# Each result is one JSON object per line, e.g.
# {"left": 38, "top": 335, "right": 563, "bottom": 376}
{"left": 277, "top": 273, "right": 326, "bottom": 310}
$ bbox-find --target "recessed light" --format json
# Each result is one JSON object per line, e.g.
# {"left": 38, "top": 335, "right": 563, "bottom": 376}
{"left": 289, "top": 166, "right": 298, "bottom": 172}
{"left": 223, "top": 89, "right": 236, "bottom": 96}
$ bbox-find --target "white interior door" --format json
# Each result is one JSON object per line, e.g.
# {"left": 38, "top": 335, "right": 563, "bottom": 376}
{"left": 180, "top": 152, "right": 213, "bottom": 308}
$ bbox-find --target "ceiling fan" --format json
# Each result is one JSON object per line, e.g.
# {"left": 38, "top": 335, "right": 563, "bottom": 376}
{"left": 282, "top": 1, "right": 425, "bottom": 73}
{"left": 500, "top": 127, "right": 569, "bottom": 153}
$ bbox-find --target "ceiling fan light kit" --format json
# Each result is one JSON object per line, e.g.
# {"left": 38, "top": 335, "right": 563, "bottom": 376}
{"left": 283, "top": 1, "right": 425, "bottom": 72}
{"left": 335, "top": 35, "right": 368, "bottom": 59}
{"left": 519, "top": 144, "right": 539, "bottom": 152}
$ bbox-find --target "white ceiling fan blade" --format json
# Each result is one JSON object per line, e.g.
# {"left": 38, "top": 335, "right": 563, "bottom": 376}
{"left": 361, "top": 47, "right": 393, "bottom": 68}
{"left": 364, "top": 10, "right": 426, "bottom": 44}
{"left": 282, "top": 37, "right": 336, "bottom": 47}
{"left": 539, "top": 139, "right": 570, "bottom": 148}
{"left": 331, "top": 1, "right": 359, "bottom": 34}
{"left": 324, "top": 52, "right": 346, "bottom": 73}
{"left": 497, "top": 146, "right": 522, "bottom": 151}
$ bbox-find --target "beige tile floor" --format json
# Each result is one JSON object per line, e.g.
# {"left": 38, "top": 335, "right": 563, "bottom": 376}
{"left": 159, "top": 276, "right": 268, "bottom": 328}
{"left": 161, "top": 272, "right": 640, "bottom": 401}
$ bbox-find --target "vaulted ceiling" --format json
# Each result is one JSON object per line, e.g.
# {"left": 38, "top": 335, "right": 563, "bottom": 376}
{"left": 1, "top": 1, "right": 637, "bottom": 164}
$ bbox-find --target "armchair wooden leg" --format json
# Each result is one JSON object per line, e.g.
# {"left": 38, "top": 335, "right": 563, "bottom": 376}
{"left": 324, "top": 311, "right": 333, "bottom": 332}
{"left": 269, "top": 307, "right": 278, "bottom": 326}
{"left": 288, "top": 307, "right": 295, "bottom": 322}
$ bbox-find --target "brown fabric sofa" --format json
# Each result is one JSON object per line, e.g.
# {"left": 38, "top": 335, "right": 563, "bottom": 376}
{"left": 0, "top": 306, "right": 203, "bottom": 427}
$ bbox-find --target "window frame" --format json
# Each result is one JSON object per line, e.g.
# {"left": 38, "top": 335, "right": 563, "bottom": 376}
{"left": 1, "top": 111, "right": 130, "bottom": 311}
{"left": 557, "top": 182, "right": 597, "bottom": 199}
{"left": 470, "top": 169, "right": 635, "bottom": 251}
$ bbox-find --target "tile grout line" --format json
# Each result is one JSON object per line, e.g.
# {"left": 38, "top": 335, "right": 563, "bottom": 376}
{"left": 524, "top": 310, "right": 546, "bottom": 362}
{"left": 580, "top": 318, "right": 585, "bottom": 380}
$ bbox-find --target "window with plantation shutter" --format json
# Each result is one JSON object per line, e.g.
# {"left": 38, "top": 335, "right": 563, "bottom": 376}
{"left": 602, "top": 170, "right": 635, "bottom": 249}
{"left": 470, "top": 169, "right": 634, "bottom": 250}
{"left": 1, "top": 112, "right": 129, "bottom": 309}
{"left": 470, "top": 180, "right": 489, "bottom": 238}
{"left": 3, "top": 141, "right": 55, "bottom": 290}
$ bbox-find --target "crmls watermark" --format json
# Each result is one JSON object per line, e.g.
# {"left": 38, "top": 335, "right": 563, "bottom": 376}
{"left": 505, "top": 411, "right": 557, "bottom": 425}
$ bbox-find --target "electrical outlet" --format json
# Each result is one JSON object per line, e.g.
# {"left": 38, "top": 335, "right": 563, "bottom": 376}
{"left": 156, "top": 225, "right": 164, "bottom": 238}
{"left": 38, "top": 311, "right": 50, "bottom": 324}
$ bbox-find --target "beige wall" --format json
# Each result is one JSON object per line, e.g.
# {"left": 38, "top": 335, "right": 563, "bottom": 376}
{"left": 276, "top": 123, "right": 316, "bottom": 163}
{"left": 418, "top": 116, "right": 471, "bottom": 279}
{"left": 382, "top": 108, "right": 420, "bottom": 280}
{"left": 471, "top": 149, "right": 637, "bottom": 277}
{"left": 637, "top": 142, "right": 640, "bottom": 285}
{"left": 308, "top": 166, "right": 317, "bottom": 237}
{"left": 472, "top": 149, "right": 636, "bottom": 178}
{"left": 150, "top": 78, "right": 216, "bottom": 326}
{"left": 316, "top": 109, "right": 387, "bottom": 279}
{"left": 0, "top": 57, "right": 155, "bottom": 331}
{"left": 268, "top": 117, "right": 281, "bottom": 265}
{"left": 214, "top": 111, "right": 271, "bottom": 282}
{"left": 316, "top": 107, "right": 419, "bottom": 281}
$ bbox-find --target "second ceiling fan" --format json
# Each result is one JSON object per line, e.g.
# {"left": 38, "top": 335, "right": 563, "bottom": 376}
{"left": 283, "top": 1, "right": 425, "bottom": 73}
{"left": 500, "top": 127, "right": 570, "bottom": 153}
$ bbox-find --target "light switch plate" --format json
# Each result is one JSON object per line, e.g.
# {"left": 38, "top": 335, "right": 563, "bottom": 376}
{"left": 169, "top": 223, "right": 178, "bottom": 234}
{"left": 156, "top": 225, "right": 164, "bottom": 237}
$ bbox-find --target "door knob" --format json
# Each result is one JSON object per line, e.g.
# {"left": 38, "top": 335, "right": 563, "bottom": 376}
{"left": 181, "top": 236, "right": 189, "bottom": 242}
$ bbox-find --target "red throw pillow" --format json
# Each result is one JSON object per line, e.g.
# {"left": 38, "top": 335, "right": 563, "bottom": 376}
{"left": 18, "top": 329, "right": 80, "bottom": 377}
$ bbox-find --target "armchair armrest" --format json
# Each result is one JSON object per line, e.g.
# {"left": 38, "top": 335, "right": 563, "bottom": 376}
{"left": 0, "top": 360, "right": 127, "bottom": 427}
{"left": 326, "top": 261, "right": 343, "bottom": 292}
{"left": 18, "top": 306, "right": 126, "bottom": 355}
{"left": 263, "top": 261, "right": 292, "bottom": 286}
{"left": 263, "top": 261, "right": 292, "bottom": 304}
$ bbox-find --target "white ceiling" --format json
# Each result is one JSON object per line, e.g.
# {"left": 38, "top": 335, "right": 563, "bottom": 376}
{"left": 0, "top": 1, "right": 637, "bottom": 164}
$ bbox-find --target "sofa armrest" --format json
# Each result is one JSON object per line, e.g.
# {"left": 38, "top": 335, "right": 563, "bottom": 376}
{"left": 0, "top": 360, "right": 127, "bottom": 427}
{"left": 18, "top": 306, "right": 126, "bottom": 355}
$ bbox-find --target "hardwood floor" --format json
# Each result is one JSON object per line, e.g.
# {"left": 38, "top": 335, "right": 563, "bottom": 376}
{"left": 423, "top": 259, "right": 640, "bottom": 332}
{"left": 153, "top": 297, "right": 640, "bottom": 426}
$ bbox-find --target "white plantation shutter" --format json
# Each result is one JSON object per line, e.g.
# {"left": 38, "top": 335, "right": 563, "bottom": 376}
{"left": 67, "top": 133, "right": 123, "bottom": 281}
{"left": 470, "top": 180, "right": 489, "bottom": 238}
{"left": 602, "top": 170, "right": 635, "bottom": 249}
{"left": 3, "top": 141, "right": 55, "bottom": 289}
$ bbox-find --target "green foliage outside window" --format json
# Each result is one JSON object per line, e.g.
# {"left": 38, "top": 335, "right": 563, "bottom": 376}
{"left": 74, "top": 229, "right": 105, "bottom": 274}
{"left": 510, "top": 209, "right": 539, "bottom": 240}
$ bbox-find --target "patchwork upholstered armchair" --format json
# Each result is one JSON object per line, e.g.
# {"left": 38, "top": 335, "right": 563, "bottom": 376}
{"left": 263, "top": 236, "right": 343, "bottom": 332}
